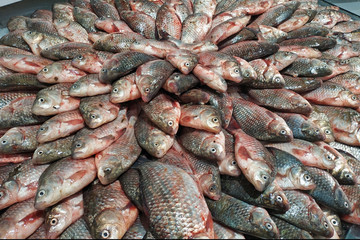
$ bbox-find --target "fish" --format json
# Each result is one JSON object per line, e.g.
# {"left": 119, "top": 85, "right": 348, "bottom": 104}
{"left": 271, "top": 215, "right": 314, "bottom": 239}
{"left": 52, "top": 2, "right": 75, "bottom": 22}
{"left": 99, "top": 51, "right": 156, "bottom": 84}
{"left": 328, "top": 72, "right": 360, "bottom": 95}
{"left": 90, "top": 0, "right": 120, "bottom": 20}
{"left": 40, "top": 42, "right": 93, "bottom": 60}
{"left": 71, "top": 51, "right": 114, "bottom": 74}
{"left": 247, "top": 59, "right": 285, "bottom": 88}
{"left": 165, "top": 49, "right": 199, "bottom": 75}
{"left": 93, "top": 32, "right": 145, "bottom": 53}
{"left": 25, "top": 18, "right": 59, "bottom": 36}
{"left": 213, "top": 222, "right": 245, "bottom": 239}
{"left": 0, "top": 30, "right": 31, "bottom": 51}
{"left": 37, "top": 60, "right": 87, "bottom": 84}
{"left": 257, "top": 25, "right": 288, "bottom": 43}
{"left": 286, "top": 23, "right": 330, "bottom": 39}
{"left": 0, "top": 153, "right": 32, "bottom": 166}
{"left": 306, "top": 166, "right": 352, "bottom": 214}
{"left": 0, "top": 73, "right": 49, "bottom": 92}
{"left": 220, "top": 40, "right": 279, "bottom": 61}
{"left": 128, "top": 0, "right": 161, "bottom": 19}
{"left": 340, "top": 185, "right": 360, "bottom": 225}
{"left": 110, "top": 73, "right": 141, "bottom": 103}
{"left": 206, "top": 193, "right": 279, "bottom": 239}
{"left": 275, "top": 112, "right": 325, "bottom": 141}
{"left": 70, "top": 74, "right": 112, "bottom": 98}
{"left": 218, "top": 128, "right": 242, "bottom": 177}
{"left": 311, "top": 9, "right": 351, "bottom": 28}
{"left": 32, "top": 83, "right": 81, "bottom": 116}
{"left": 122, "top": 217, "right": 147, "bottom": 239}
{"left": 36, "top": 109, "right": 84, "bottom": 143}
{"left": 232, "top": 98, "right": 293, "bottom": 142}
{"left": 221, "top": 174, "right": 290, "bottom": 211}
{"left": 0, "top": 125, "right": 40, "bottom": 154}
{"left": 141, "top": 93, "right": 180, "bottom": 135}
{"left": 32, "top": 135, "right": 74, "bottom": 164}
{"left": 135, "top": 112, "right": 174, "bottom": 158}
{"left": 95, "top": 111, "right": 141, "bottom": 185}
{"left": 72, "top": 108, "right": 128, "bottom": 159}
{"left": 120, "top": 11, "right": 156, "bottom": 39}
{"left": 192, "top": 64, "right": 227, "bottom": 92}
{"left": 94, "top": 17, "right": 134, "bottom": 34}
{"left": 332, "top": 21, "right": 360, "bottom": 33}
{"left": 58, "top": 218, "right": 92, "bottom": 239}
{"left": 44, "top": 191, "right": 83, "bottom": 239}
{"left": 0, "top": 54, "right": 53, "bottom": 74}
{"left": 79, "top": 94, "right": 120, "bottom": 129}
{"left": 279, "top": 45, "right": 322, "bottom": 58}
{"left": 28, "top": 224, "right": 47, "bottom": 239}
{"left": 271, "top": 190, "right": 334, "bottom": 237}
{"left": 320, "top": 206, "right": 343, "bottom": 238}
{"left": 280, "top": 36, "right": 336, "bottom": 51}
{"left": 53, "top": 19, "right": 90, "bottom": 43}
{"left": 217, "top": 28, "right": 257, "bottom": 49}
{"left": 277, "top": 9, "right": 316, "bottom": 33}
{"left": 0, "top": 65, "right": 14, "bottom": 78}
{"left": 135, "top": 60, "right": 175, "bottom": 102}
{"left": 0, "top": 198, "right": 44, "bottom": 239}
{"left": 73, "top": 6, "right": 98, "bottom": 33}
{"left": 308, "top": 105, "right": 335, "bottom": 143}
{"left": 323, "top": 43, "right": 360, "bottom": 60}
{"left": 0, "top": 163, "right": 20, "bottom": 186}
{"left": 314, "top": 104, "right": 360, "bottom": 146}
{"left": 179, "top": 127, "right": 225, "bottom": 161}
{"left": 283, "top": 75, "right": 322, "bottom": 93}
{"left": 283, "top": 58, "right": 333, "bottom": 77}
{"left": 34, "top": 156, "right": 96, "bottom": 210}
{"left": 265, "top": 51, "right": 298, "bottom": 71}
{"left": 180, "top": 104, "right": 221, "bottom": 133}
{"left": 343, "top": 153, "right": 360, "bottom": 184}
{"left": 0, "top": 158, "right": 49, "bottom": 210}
{"left": 162, "top": 73, "right": 199, "bottom": 95}
{"left": 266, "top": 139, "right": 336, "bottom": 170}
{"left": 124, "top": 161, "right": 215, "bottom": 238}
{"left": 155, "top": 0, "right": 183, "bottom": 40}
{"left": 181, "top": 13, "right": 213, "bottom": 44}
{"left": 129, "top": 39, "right": 177, "bottom": 59}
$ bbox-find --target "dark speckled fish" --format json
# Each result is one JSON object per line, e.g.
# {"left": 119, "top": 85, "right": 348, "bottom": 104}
{"left": 265, "top": 51, "right": 298, "bottom": 71}
{"left": 120, "top": 11, "right": 156, "bottom": 39}
{"left": 280, "top": 36, "right": 336, "bottom": 51}
{"left": 90, "top": 0, "right": 120, "bottom": 20}
{"left": 283, "top": 75, "right": 322, "bottom": 93}
{"left": 271, "top": 215, "right": 314, "bottom": 239}
{"left": 247, "top": 59, "right": 285, "bottom": 88}
{"left": 0, "top": 73, "right": 48, "bottom": 92}
{"left": 286, "top": 23, "right": 330, "bottom": 39}
{"left": 40, "top": 42, "right": 93, "bottom": 60}
{"left": 206, "top": 193, "right": 280, "bottom": 239}
{"left": 340, "top": 185, "right": 360, "bottom": 225}
{"left": 283, "top": 58, "right": 333, "bottom": 78}
{"left": 163, "top": 73, "right": 199, "bottom": 95}
{"left": 0, "top": 125, "right": 40, "bottom": 154}
{"left": 180, "top": 104, "right": 221, "bottom": 133}
{"left": 155, "top": 0, "right": 183, "bottom": 40}
{"left": 59, "top": 218, "right": 92, "bottom": 239}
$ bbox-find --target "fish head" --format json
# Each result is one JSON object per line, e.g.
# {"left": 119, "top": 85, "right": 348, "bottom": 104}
{"left": 32, "top": 145, "right": 49, "bottom": 163}
{"left": 290, "top": 95, "right": 313, "bottom": 115}
{"left": 200, "top": 174, "right": 221, "bottom": 201}
{"left": 166, "top": 50, "right": 198, "bottom": 75}
{"left": 309, "top": 203, "right": 334, "bottom": 237}
{"left": 250, "top": 163, "right": 274, "bottom": 192}
{"left": 222, "top": 61, "right": 243, "bottom": 83}
{"left": 92, "top": 209, "right": 126, "bottom": 239}
{"left": 69, "top": 80, "right": 86, "bottom": 96}
{"left": 335, "top": 167, "right": 356, "bottom": 185}
{"left": 217, "top": 156, "right": 241, "bottom": 177}
{"left": 36, "top": 123, "right": 51, "bottom": 143}
{"left": 45, "top": 206, "right": 71, "bottom": 239}
{"left": 148, "top": 133, "right": 174, "bottom": 158}
{"left": 292, "top": 167, "right": 316, "bottom": 190}
{"left": 82, "top": 108, "right": 107, "bottom": 129}
{"left": 137, "top": 75, "right": 159, "bottom": 102}
{"left": 154, "top": 107, "right": 180, "bottom": 136}
{"left": 301, "top": 122, "right": 326, "bottom": 141}
{"left": 265, "top": 183, "right": 290, "bottom": 211}
{"left": 250, "top": 208, "right": 280, "bottom": 239}
{"left": 111, "top": 80, "right": 132, "bottom": 103}
{"left": 0, "top": 129, "right": 23, "bottom": 153}
{"left": 340, "top": 91, "right": 360, "bottom": 108}
{"left": 334, "top": 187, "right": 352, "bottom": 214}
{"left": 32, "top": 91, "right": 61, "bottom": 115}
{"left": 35, "top": 179, "right": 60, "bottom": 210}
{"left": 37, "top": 63, "right": 59, "bottom": 82}
{"left": 0, "top": 182, "right": 17, "bottom": 208}
{"left": 22, "top": 30, "right": 43, "bottom": 44}
{"left": 72, "top": 138, "right": 92, "bottom": 159}
{"left": 71, "top": 54, "right": 88, "bottom": 68}
{"left": 318, "top": 123, "right": 335, "bottom": 143}
{"left": 277, "top": 51, "right": 298, "bottom": 63}
{"left": 310, "top": 61, "right": 332, "bottom": 77}
{"left": 203, "top": 110, "right": 222, "bottom": 133}
{"left": 97, "top": 156, "right": 125, "bottom": 185}
{"left": 328, "top": 215, "right": 343, "bottom": 237}
{"left": 320, "top": 149, "right": 336, "bottom": 169}
{"left": 54, "top": 18, "right": 70, "bottom": 28}
{"left": 268, "top": 118, "right": 293, "bottom": 142}
{"left": 201, "top": 131, "right": 226, "bottom": 161}
{"left": 99, "top": 60, "right": 119, "bottom": 84}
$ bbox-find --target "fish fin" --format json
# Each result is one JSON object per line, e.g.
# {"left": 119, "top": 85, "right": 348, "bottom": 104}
{"left": 69, "top": 169, "right": 88, "bottom": 182}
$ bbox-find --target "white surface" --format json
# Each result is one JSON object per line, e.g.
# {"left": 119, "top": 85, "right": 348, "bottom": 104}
{"left": 0, "top": 0, "right": 22, "bottom": 7}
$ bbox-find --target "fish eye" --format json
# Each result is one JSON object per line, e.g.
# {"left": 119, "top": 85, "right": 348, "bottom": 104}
{"left": 304, "top": 174, "right": 311, "bottom": 181}
{"left": 38, "top": 190, "right": 46, "bottom": 197}
{"left": 331, "top": 219, "right": 338, "bottom": 226}
{"left": 279, "top": 129, "right": 287, "bottom": 135}
{"left": 265, "top": 223, "right": 273, "bottom": 230}
{"left": 244, "top": 72, "right": 250, "bottom": 77}
{"left": 232, "top": 160, "right": 237, "bottom": 165}
{"left": 326, "top": 155, "right": 332, "bottom": 160}
{"left": 209, "top": 184, "right": 216, "bottom": 192}
{"left": 154, "top": 142, "right": 159, "bottom": 147}
{"left": 101, "top": 69, "right": 107, "bottom": 73}
{"left": 274, "top": 77, "right": 281, "bottom": 83}
{"left": 324, "top": 222, "right": 328, "bottom": 228}
{"left": 38, "top": 151, "right": 43, "bottom": 155}
{"left": 345, "top": 173, "right": 351, "bottom": 179}
{"left": 262, "top": 175, "right": 268, "bottom": 180}
{"left": 1, "top": 140, "right": 7, "bottom": 144}
{"left": 276, "top": 196, "right": 282, "bottom": 202}
{"left": 174, "top": 75, "right": 180, "bottom": 80}
{"left": 91, "top": 114, "right": 96, "bottom": 119}
{"left": 210, "top": 148, "right": 216, "bottom": 153}
{"left": 104, "top": 167, "right": 111, "bottom": 173}
{"left": 39, "top": 127, "right": 45, "bottom": 131}
{"left": 168, "top": 120, "right": 173, "bottom": 126}
{"left": 0, "top": 191, "right": 3, "bottom": 198}
{"left": 144, "top": 88, "right": 150, "bottom": 93}
{"left": 101, "top": 229, "right": 110, "bottom": 239}
{"left": 184, "top": 62, "right": 190, "bottom": 67}
{"left": 113, "top": 88, "right": 118, "bottom": 93}
{"left": 39, "top": 98, "right": 45, "bottom": 103}
{"left": 76, "top": 143, "right": 82, "bottom": 148}
{"left": 77, "top": 55, "right": 83, "bottom": 60}
{"left": 212, "top": 117, "right": 218, "bottom": 123}
{"left": 28, "top": 31, "right": 32, "bottom": 34}
{"left": 50, "top": 218, "right": 58, "bottom": 226}
{"left": 325, "top": 129, "right": 331, "bottom": 134}
{"left": 344, "top": 202, "right": 349, "bottom": 208}
{"left": 234, "top": 68, "right": 240, "bottom": 73}
{"left": 315, "top": 129, "right": 320, "bottom": 133}
{"left": 42, "top": 68, "right": 48, "bottom": 72}
{"left": 351, "top": 95, "right": 357, "bottom": 100}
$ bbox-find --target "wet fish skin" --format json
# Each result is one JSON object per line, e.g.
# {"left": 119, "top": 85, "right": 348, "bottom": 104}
{"left": 271, "top": 215, "right": 314, "bottom": 239}
{"left": 265, "top": 51, "right": 298, "bottom": 71}
{"left": 192, "top": 64, "right": 227, "bottom": 92}
{"left": 180, "top": 104, "right": 221, "bottom": 133}
{"left": 95, "top": 110, "right": 141, "bottom": 185}
{"left": 221, "top": 174, "right": 290, "bottom": 212}
{"left": 0, "top": 198, "right": 44, "bottom": 239}
{"left": 59, "top": 218, "right": 92, "bottom": 239}
{"left": 53, "top": 2, "right": 75, "bottom": 22}
{"left": 32, "top": 83, "right": 80, "bottom": 116}
{"left": 163, "top": 72, "right": 199, "bottom": 95}
{"left": 306, "top": 166, "right": 352, "bottom": 214}
{"left": 155, "top": 0, "right": 183, "bottom": 40}
{"left": 340, "top": 185, "right": 360, "bottom": 225}
{"left": 220, "top": 40, "right": 279, "bottom": 61}
{"left": 311, "top": 9, "right": 351, "bottom": 28}
{"left": 0, "top": 54, "right": 53, "bottom": 75}
{"left": 31, "top": 9, "right": 53, "bottom": 21}
{"left": 40, "top": 42, "right": 93, "bottom": 60}
{"left": 141, "top": 93, "right": 180, "bottom": 135}
{"left": 128, "top": 0, "right": 161, "bottom": 19}
{"left": 333, "top": 21, "right": 360, "bottom": 33}
{"left": 277, "top": 9, "right": 316, "bottom": 33}
{"left": 34, "top": 156, "right": 96, "bottom": 210}
{"left": 218, "top": 128, "right": 242, "bottom": 177}
{"left": 279, "top": 45, "right": 322, "bottom": 58}
{"left": 323, "top": 43, "right": 360, "bottom": 60}
{"left": 283, "top": 75, "right": 322, "bottom": 93}
{"left": 257, "top": 25, "right": 288, "bottom": 43}
{"left": 0, "top": 30, "right": 31, "bottom": 51}
{"left": 110, "top": 73, "right": 141, "bottom": 103}
{"left": 272, "top": 190, "right": 333, "bottom": 237}
{"left": 129, "top": 39, "right": 178, "bottom": 58}
{"left": 135, "top": 161, "right": 215, "bottom": 238}
{"left": 37, "top": 60, "right": 87, "bottom": 84}
{"left": 37, "top": 109, "right": 84, "bottom": 143}
{"left": 72, "top": 108, "right": 128, "bottom": 159}
{"left": 309, "top": 105, "right": 335, "bottom": 143}
{"left": 217, "top": 28, "right": 257, "bottom": 49}
{"left": 247, "top": 59, "right": 285, "bottom": 88}
{"left": 94, "top": 17, "right": 134, "bottom": 34}
{"left": 100, "top": 51, "right": 156, "bottom": 84}
{"left": 73, "top": 6, "right": 98, "bottom": 33}
{"left": 0, "top": 125, "right": 40, "bottom": 154}
{"left": 269, "top": 148, "right": 316, "bottom": 190}
{"left": 343, "top": 153, "right": 360, "bottom": 184}
{"left": 90, "top": 0, "right": 120, "bottom": 20}
{"left": 232, "top": 98, "right": 293, "bottom": 142}
{"left": 276, "top": 112, "right": 325, "bottom": 141}
{"left": 213, "top": 222, "right": 245, "bottom": 239}
{"left": 70, "top": 74, "right": 112, "bottom": 98}
{"left": 28, "top": 223, "right": 47, "bottom": 239}
{"left": 206, "top": 193, "right": 279, "bottom": 239}
{"left": 135, "top": 112, "right": 174, "bottom": 158}
{"left": 80, "top": 94, "right": 120, "bottom": 129}
{"left": 32, "top": 135, "right": 74, "bottom": 164}
{"left": 45, "top": 191, "right": 83, "bottom": 239}
{"left": 283, "top": 58, "right": 333, "bottom": 78}
{"left": 0, "top": 163, "right": 20, "bottom": 186}
{"left": 0, "top": 159, "right": 49, "bottom": 210}
{"left": 0, "top": 73, "right": 49, "bottom": 92}
{"left": 120, "top": 10, "right": 156, "bottom": 39}
{"left": 72, "top": 51, "right": 114, "bottom": 74}
{"left": 122, "top": 216, "right": 147, "bottom": 239}
{"left": 280, "top": 36, "right": 336, "bottom": 51}
{"left": 286, "top": 23, "right": 330, "bottom": 39}
{"left": 328, "top": 72, "right": 360, "bottom": 95}
{"left": 93, "top": 32, "right": 145, "bottom": 53}
{"left": 165, "top": 49, "right": 199, "bottom": 75}
{"left": 320, "top": 206, "right": 343, "bottom": 237}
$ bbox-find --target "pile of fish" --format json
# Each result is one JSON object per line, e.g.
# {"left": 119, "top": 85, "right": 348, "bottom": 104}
{"left": 1, "top": 0, "right": 360, "bottom": 238}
